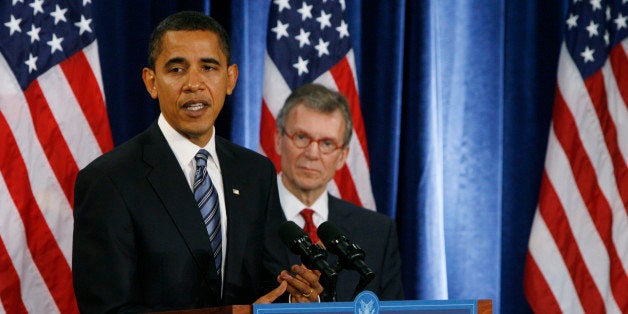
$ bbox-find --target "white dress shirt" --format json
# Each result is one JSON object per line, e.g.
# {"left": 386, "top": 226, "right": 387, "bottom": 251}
{"left": 277, "top": 173, "right": 329, "bottom": 228}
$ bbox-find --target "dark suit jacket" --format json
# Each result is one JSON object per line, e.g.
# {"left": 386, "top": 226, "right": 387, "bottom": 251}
{"left": 280, "top": 195, "right": 404, "bottom": 301}
{"left": 72, "top": 122, "right": 285, "bottom": 313}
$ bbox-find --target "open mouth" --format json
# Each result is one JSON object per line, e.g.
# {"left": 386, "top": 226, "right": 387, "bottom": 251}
{"left": 184, "top": 102, "right": 206, "bottom": 111}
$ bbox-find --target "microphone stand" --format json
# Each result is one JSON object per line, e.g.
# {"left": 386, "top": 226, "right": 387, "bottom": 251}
{"left": 320, "top": 265, "right": 339, "bottom": 302}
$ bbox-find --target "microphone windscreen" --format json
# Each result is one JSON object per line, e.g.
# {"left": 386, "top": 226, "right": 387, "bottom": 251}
{"left": 278, "top": 221, "right": 308, "bottom": 247}
{"left": 317, "top": 221, "right": 343, "bottom": 244}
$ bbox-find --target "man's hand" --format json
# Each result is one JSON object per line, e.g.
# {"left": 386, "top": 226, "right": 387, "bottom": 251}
{"left": 254, "top": 280, "right": 288, "bottom": 304}
{"left": 277, "top": 264, "right": 324, "bottom": 303}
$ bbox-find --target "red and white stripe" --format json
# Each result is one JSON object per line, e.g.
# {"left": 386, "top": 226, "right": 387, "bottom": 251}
{"left": 0, "top": 41, "right": 113, "bottom": 313}
{"left": 260, "top": 49, "right": 376, "bottom": 210}
{"left": 524, "top": 39, "right": 628, "bottom": 313}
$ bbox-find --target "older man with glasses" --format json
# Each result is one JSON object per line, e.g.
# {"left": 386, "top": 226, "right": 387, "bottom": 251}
{"left": 272, "top": 83, "right": 405, "bottom": 302}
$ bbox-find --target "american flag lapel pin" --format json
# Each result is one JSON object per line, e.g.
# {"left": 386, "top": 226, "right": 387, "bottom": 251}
{"left": 232, "top": 188, "right": 240, "bottom": 196}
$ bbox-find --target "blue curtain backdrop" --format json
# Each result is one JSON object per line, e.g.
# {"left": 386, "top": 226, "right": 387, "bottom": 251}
{"left": 92, "top": 1, "right": 568, "bottom": 313}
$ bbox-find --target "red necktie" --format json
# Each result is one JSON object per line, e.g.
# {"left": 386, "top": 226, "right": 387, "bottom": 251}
{"left": 300, "top": 208, "right": 319, "bottom": 244}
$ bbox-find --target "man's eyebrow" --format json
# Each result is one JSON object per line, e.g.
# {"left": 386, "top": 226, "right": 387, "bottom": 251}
{"left": 201, "top": 58, "right": 221, "bottom": 65}
{"left": 163, "top": 57, "right": 186, "bottom": 68}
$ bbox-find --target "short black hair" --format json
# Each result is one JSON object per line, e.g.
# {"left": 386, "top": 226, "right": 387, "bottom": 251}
{"left": 147, "top": 11, "right": 231, "bottom": 69}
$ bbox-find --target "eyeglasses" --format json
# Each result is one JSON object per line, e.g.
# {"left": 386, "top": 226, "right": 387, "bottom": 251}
{"left": 283, "top": 131, "right": 344, "bottom": 154}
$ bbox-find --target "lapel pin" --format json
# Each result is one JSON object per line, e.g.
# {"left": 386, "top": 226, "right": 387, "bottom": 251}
{"left": 232, "top": 188, "right": 240, "bottom": 195}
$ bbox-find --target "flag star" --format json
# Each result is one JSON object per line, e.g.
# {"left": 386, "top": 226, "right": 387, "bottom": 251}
{"left": 29, "top": 0, "right": 44, "bottom": 16}
{"left": 297, "top": 2, "right": 313, "bottom": 21}
{"left": 339, "top": 0, "right": 346, "bottom": 11}
{"left": 274, "top": 0, "right": 291, "bottom": 12}
{"left": 615, "top": 13, "right": 627, "bottom": 31}
{"left": 336, "top": 20, "right": 349, "bottom": 39}
{"left": 316, "top": 10, "right": 332, "bottom": 30}
{"left": 604, "top": 31, "right": 609, "bottom": 45}
{"left": 606, "top": 6, "right": 611, "bottom": 21}
{"left": 314, "top": 38, "right": 330, "bottom": 57}
{"left": 4, "top": 15, "right": 22, "bottom": 36}
{"left": 83, "top": 0, "right": 92, "bottom": 5}
{"left": 50, "top": 5, "right": 68, "bottom": 25}
{"left": 566, "top": 14, "right": 578, "bottom": 29}
{"left": 589, "top": 0, "right": 602, "bottom": 11}
{"left": 585, "top": 20, "right": 599, "bottom": 37}
{"left": 12, "top": 0, "right": 24, "bottom": 5}
{"left": 74, "top": 15, "right": 93, "bottom": 35}
{"left": 295, "top": 28, "right": 311, "bottom": 48}
{"left": 24, "top": 53, "right": 38, "bottom": 73}
{"left": 580, "top": 46, "right": 595, "bottom": 62}
{"left": 47, "top": 33, "right": 64, "bottom": 53}
{"left": 293, "top": 56, "right": 309, "bottom": 75}
{"left": 26, "top": 24, "right": 41, "bottom": 43}
{"left": 271, "top": 20, "right": 289, "bottom": 40}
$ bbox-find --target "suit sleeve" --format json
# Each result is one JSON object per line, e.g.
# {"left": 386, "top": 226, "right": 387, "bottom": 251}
{"left": 72, "top": 166, "right": 146, "bottom": 313}
{"left": 379, "top": 220, "right": 405, "bottom": 300}
{"left": 261, "top": 159, "right": 291, "bottom": 290}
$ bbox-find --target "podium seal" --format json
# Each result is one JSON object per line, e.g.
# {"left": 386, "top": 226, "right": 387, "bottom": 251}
{"left": 354, "top": 291, "right": 380, "bottom": 314}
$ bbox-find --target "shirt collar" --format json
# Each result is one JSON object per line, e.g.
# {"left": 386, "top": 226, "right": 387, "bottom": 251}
{"left": 158, "top": 114, "right": 219, "bottom": 171}
{"left": 277, "top": 173, "right": 328, "bottom": 225}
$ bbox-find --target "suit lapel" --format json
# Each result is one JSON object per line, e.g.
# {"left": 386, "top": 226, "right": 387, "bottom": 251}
{"left": 142, "top": 124, "right": 218, "bottom": 281}
{"left": 215, "top": 138, "right": 250, "bottom": 282}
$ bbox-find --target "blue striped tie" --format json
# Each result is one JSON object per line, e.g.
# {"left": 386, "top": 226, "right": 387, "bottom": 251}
{"left": 194, "top": 149, "right": 222, "bottom": 277}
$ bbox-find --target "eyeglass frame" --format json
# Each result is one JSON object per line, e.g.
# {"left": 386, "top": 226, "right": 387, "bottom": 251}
{"left": 282, "top": 130, "right": 345, "bottom": 154}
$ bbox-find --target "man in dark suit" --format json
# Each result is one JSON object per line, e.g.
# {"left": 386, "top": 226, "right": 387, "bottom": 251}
{"left": 273, "top": 83, "right": 404, "bottom": 302}
{"left": 72, "top": 11, "right": 321, "bottom": 312}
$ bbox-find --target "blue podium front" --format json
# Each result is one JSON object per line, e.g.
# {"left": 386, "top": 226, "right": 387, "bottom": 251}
{"left": 253, "top": 291, "right": 490, "bottom": 314}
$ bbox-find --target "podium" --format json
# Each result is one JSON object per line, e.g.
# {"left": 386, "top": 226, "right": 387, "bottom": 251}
{"left": 157, "top": 292, "right": 492, "bottom": 314}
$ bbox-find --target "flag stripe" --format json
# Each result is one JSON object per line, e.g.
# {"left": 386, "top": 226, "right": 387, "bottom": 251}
{"left": 329, "top": 55, "right": 369, "bottom": 162}
{"left": 333, "top": 164, "right": 362, "bottom": 206}
{"left": 609, "top": 44, "right": 628, "bottom": 110}
{"left": 59, "top": 50, "right": 114, "bottom": 154}
{"left": 0, "top": 175, "right": 58, "bottom": 314}
{"left": 538, "top": 170, "right": 605, "bottom": 313}
{"left": 553, "top": 87, "right": 628, "bottom": 310}
{"left": 523, "top": 251, "right": 563, "bottom": 314}
{"left": 0, "top": 236, "right": 27, "bottom": 314}
{"left": 1, "top": 2, "right": 110, "bottom": 311}
{"left": 41, "top": 62, "right": 107, "bottom": 169}
{"left": 0, "top": 55, "right": 75, "bottom": 265}
{"left": 260, "top": 99, "right": 281, "bottom": 170}
{"left": 525, "top": 1, "right": 628, "bottom": 306}
{"left": 24, "top": 81, "right": 78, "bottom": 205}
{"left": 0, "top": 112, "right": 77, "bottom": 313}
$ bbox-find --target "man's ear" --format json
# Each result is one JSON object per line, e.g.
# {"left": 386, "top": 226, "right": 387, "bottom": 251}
{"left": 226, "top": 64, "right": 239, "bottom": 95}
{"left": 142, "top": 68, "right": 158, "bottom": 99}
{"left": 274, "top": 129, "right": 283, "bottom": 155}
{"left": 335, "top": 147, "right": 349, "bottom": 171}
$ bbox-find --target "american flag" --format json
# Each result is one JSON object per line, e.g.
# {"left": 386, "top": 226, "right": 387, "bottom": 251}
{"left": 0, "top": 0, "right": 112, "bottom": 312}
{"left": 524, "top": 0, "right": 628, "bottom": 312}
{"left": 260, "top": 0, "right": 376, "bottom": 209}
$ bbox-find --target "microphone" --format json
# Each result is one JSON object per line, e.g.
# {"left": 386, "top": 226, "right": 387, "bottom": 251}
{"left": 317, "top": 221, "right": 375, "bottom": 282}
{"left": 278, "top": 221, "right": 338, "bottom": 281}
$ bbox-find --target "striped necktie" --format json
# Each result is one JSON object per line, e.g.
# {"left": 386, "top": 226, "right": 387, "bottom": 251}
{"left": 194, "top": 149, "right": 222, "bottom": 277}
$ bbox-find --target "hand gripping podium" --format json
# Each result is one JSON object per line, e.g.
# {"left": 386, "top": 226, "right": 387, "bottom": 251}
{"left": 155, "top": 291, "right": 492, "bottom": 314}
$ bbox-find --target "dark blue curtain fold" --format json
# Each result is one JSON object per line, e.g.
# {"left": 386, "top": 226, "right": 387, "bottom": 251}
{"left": 93, "top": 1, "right": 569, "bottom": 313}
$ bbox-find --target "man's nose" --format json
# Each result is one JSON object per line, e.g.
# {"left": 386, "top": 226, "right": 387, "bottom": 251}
{"left": 303, "top": 140, "right": 320, "bottom": 158}
{"left": 185, "top": 69, "right": 203, "bottom": 91}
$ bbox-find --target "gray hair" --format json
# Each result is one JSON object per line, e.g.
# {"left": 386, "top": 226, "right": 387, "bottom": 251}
{"left": 276, "top": 83, "right": 353, "bottom": 147}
